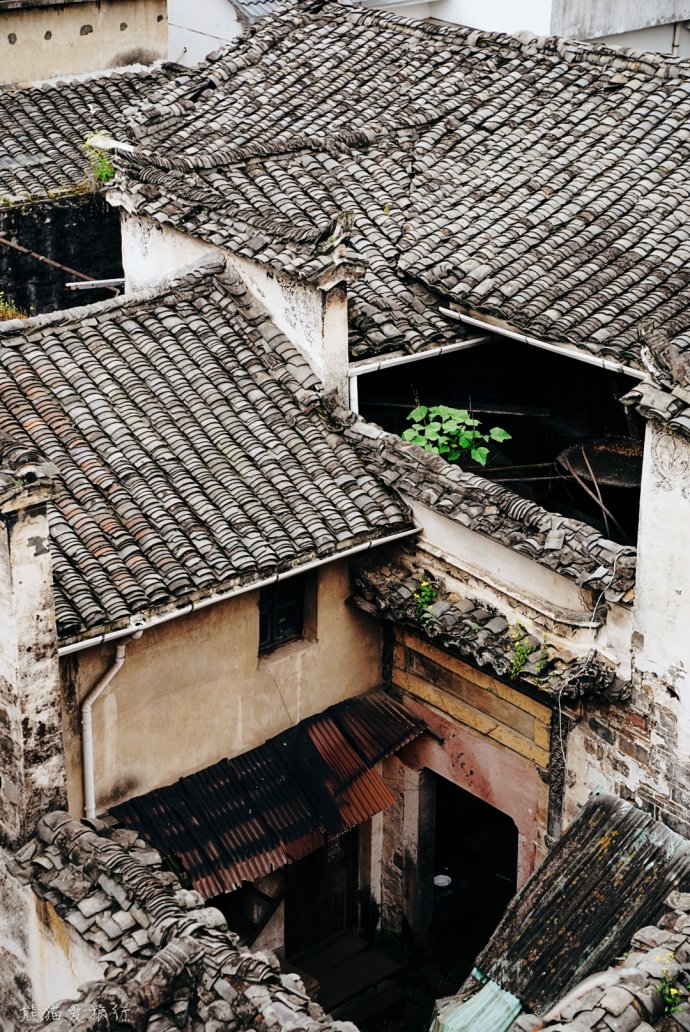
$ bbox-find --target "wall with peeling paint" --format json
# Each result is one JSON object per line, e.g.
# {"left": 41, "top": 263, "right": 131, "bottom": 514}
{"left": 0, "top": 0, "right": 167, "bottom": 85}
{"left": 0, "top": 845, "right": 101, "bottom": 1025}
{"left": 118, "top": 212, "right": 351, "bottom": 404}
{"left": 60, "top": 561, "right": 383, "bottom": 816}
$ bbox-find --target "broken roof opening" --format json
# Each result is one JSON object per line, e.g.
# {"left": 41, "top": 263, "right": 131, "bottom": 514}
{"left": 357, "top": 337, "right": 645, "bottom": 546}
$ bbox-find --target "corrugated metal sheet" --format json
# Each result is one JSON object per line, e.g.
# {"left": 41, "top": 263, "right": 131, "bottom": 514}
{"left": 431, "top": 981, "right": 522, "bottom": 1032}
{"left": 476, "top": 792, "right": 690, "bottom": 1013}
{"left": 111, "top": 691, "right": 423, "bottom": 897}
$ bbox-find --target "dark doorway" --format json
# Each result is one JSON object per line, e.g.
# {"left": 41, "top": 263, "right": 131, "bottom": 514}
{"left": 432, "top": 776, "right": 518, "bottom": 984}
{"left": 284, "top": 829, "right": 359, "bottom": 959}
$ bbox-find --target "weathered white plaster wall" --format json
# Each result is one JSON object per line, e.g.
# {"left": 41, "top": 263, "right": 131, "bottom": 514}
{"left": 0, "top": 0, "right": 167, "bottom": 84}
{"left": 409, "top": 499, "right": 592, "bottom": 621}
{"left": 371, "top": 0, "right": 434, "bottom": 19}
{"left": 596, "top": 23, "right": 690, "bottom": 55}
{"left": 551, "top": 0, "right": 690, "bottom": 38}
{"left": 119, "top": 213, "right": 350, "bottom": 403}
{"left": 0, "top": 848, "right": 101, "bottom": 1024}
{"left": 0, "top": 494, "right": 66, "bottom": 846}
{"left": 167, "top": 0, "right": 242, "bottom": 65}
{"left": 632, "top": 425, "right": 690, "bottom": 753}
{"left": 119, "top": 213, "right": 216, "bottom": 293}
{"left": 432, "top": 0, "right": 552, "bottom": 35}
{"left": 431, "top": 0, "right": 690, "bottom": 45}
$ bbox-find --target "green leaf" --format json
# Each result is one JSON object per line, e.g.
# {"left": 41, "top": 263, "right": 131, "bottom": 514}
{"left": 407, "top": 406, "right": 428, "bottom": 422}
{"left": 489, "top": 427, "right": 512, "bottom": 442}
{"left": 401, "top": 428, "right": 418, "bottom": 441}
{"left": 471, "top": 446, "right": 489, "bottom": 466}
{"left": 423, "top": 443, "right": 440, "bottom": 454}
{"left": 424, "top": 425, "right": 440, "bottom": 440}
{"left": 441, "top": 421, "right": 460, "bottom": 433}
{"left": 464, "top": 418, "right": 481, "bottom": 427}
{"left": 459, "top": 434, "right": 473, "bottom": 448}
{"left": 447, "top": 449, "right": 461, "bottom": 461}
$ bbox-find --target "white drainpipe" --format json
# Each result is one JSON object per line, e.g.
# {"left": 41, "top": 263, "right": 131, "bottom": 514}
{"left": 81, "top": 630, "right": 143, "bottom": 819}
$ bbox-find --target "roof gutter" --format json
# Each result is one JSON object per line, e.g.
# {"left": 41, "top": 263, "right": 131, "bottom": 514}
{"left": 439, "top": 308, "right": 646, "bottom": 380}
{"left": 347, "top": 335, "right": 489, "bottom": 413}
{"left": 347, "top": 334, "right": 489, "bottom": 378}
{"left": 58, "top": 526, "right": 420, "bottom": 657}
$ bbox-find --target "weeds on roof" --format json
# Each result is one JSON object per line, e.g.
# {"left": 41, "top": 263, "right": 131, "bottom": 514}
{"left": 83, "top": 132, "right": 116, "bottom": 185}
{"left": 0, "top": 291, "right": 28, "bottom": 321}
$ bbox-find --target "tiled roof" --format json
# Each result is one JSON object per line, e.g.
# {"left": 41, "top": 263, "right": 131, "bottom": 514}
{"left": 0, "top": 64, "right": 182, "bottom": 205}
{"left": 111, "top": 0, "right": 690, "bottom": 371}
{"left": 0, "top": 257, "right": 411, "bottom": 642}
{"left": 343, "top": 414, "right": 637, "bottom": 604}
{"left": 0, "top": 430, "right": 57, "bottom": 506}
{"left": 622, "top": 379, "right": 690, "bottom": 440}
{"left": 8, "top": 811, "right": 357, "bottom": 1032}
{"left": 438, "top": 794, "right": 690, "bottom": 1032}
{"left": 511, "top": 890, "right": 690, "bottom": 1031}
{"left": 350, "top": 547, "right": 627, "bottom": 702}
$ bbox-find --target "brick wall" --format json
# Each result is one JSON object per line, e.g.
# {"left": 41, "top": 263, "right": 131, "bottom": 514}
{"left": 566, "top": 682, "right": 690, "bottom": 837}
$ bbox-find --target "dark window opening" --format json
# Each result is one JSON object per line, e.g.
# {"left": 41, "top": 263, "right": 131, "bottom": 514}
{"left": 358, "top": 338, "right": 645, "bottom": 545}
{"left": 0, "top": 193, "right": 123, "bottom": 316}
{"left": 259, "top": 576, "right": 305, "bottom": 653}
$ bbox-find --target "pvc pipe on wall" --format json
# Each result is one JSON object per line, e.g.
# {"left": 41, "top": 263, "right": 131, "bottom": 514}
{"left": 81, "top": 630, "right": 142, "bottom": 818}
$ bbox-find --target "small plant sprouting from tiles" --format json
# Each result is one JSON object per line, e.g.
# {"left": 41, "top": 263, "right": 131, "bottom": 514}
{"left": 507, "top": 628, "right": 552, "bottom": 681}
{"left": 509, "top": 625, "right": 539, "bottom": 679}
{"left": 402, "top": 404, "right": 511, "bottom": 467}
{"left": 84, "top": 133, "right": 116, "bottom": 185}
{"left": 413, "top": 578, "right": 436, "bottom": 628}
{"left": 0, "top": 291, "right": 27, "bottom": 321}
{"left": 656, "top": 956, "right": 686, "bottom": 1014}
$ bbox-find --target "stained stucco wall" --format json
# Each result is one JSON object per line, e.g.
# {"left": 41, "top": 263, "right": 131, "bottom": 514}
{"left": 550, "top": 0, "right": 690, "bottom": 38}
{"left": 167, "top": 0, "right": 242, "bottom": 65}
{"left": 431, "top": 0, "right": 690, "bottom": 43}
{"left": 0, "top": 846, "right": 102, "bottom": 1025}
{"left": 60, "top": 560, "right": 383, "bottom": 816}
{"left": 0, "top": 0, "right": 167, "bottom": 84}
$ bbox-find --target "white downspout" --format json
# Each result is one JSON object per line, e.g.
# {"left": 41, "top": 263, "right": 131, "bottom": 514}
{"left": 81, "top": 630, "right": 143, "bottom": 818}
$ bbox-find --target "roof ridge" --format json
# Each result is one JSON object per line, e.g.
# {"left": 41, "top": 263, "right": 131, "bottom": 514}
{"left": 0, "top": 60, "right": 169, "bottom": 98}
{"left": 0, "top": 256, "right": 229, "bottom": 345}
{"left": 343, "top": 0, "right": 690, "bottom": 78}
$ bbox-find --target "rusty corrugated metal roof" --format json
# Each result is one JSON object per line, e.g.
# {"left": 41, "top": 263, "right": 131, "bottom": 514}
{"left": 111, "top": 691, "right": 423, "bottom": 897}
{"left": 476, "top": 792, "right": 690, "bottom": 1014}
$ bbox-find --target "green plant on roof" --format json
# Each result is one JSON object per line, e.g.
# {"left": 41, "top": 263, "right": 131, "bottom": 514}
{"left": 412, "top": 578, "right": 436, "bottom": 624}
{"left": 0, "top": 291, "right": 27, "bottom": 321}
{"left": 83, "top": 133, "right": 116, "bottom": 185}
{"left": 657, "top": 959, "right": 685, "bottom": 1015}
{"left": 508, "top": 624, "right": 539, "bottom": 679}
{"left": 401, "top": 404, "right": 511, "bottom": 467}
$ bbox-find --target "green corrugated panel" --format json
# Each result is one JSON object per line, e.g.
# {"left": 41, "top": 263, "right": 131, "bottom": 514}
{"left": 430, "top": 979, "right": 522, "bottom": 1032}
